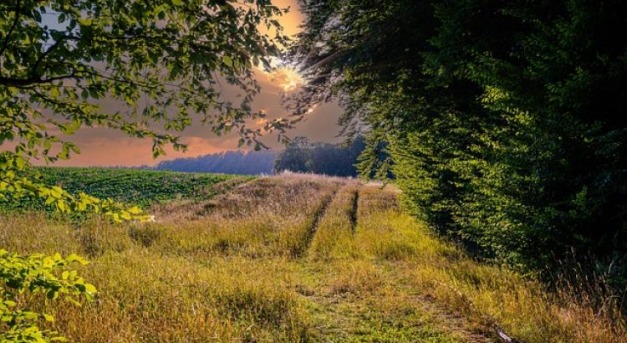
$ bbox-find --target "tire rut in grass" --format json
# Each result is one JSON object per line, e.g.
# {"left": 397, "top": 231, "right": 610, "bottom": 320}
{"left": 349, "top": 188, "right": 359, "bottom": 234}
{"left": 295, "top": 187, "right": 339, "bottom": 258}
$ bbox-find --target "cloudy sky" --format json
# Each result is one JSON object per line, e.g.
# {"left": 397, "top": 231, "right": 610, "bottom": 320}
{"left": 48, "top": 0, "right": 341, "bottom": 167}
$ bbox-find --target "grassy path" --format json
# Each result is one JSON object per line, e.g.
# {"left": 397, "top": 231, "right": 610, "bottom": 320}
{"left": 299, "top": 182, "right": 492, "bottom": 342}
{"left": 1, "top": 173, "right": 624, "bottom": 342}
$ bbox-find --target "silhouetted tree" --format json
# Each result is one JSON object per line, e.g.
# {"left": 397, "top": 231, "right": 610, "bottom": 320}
{"left": 274, "top": 136, "right": 368, "bottom": 177}
{"left": 155, "top": 150, "right": 279, "bottom": 175}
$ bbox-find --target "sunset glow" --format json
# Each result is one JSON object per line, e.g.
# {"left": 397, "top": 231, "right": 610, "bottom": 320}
{"left": 269, "top": 65, "right": 305, "bottom": 92}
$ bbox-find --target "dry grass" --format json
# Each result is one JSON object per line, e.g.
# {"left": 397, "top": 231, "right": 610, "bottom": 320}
{"left": 1, "top": 173, "right": 625, "bottom": 343}
{"left": 352, "top": 187, "right": 626, "bottom": 343}
{"left": 141, "top": 175, "right": 340, "bottom": 259}
{"left": 308, "top": 182, "right": 360, "bottom": 260}
{"left": 46, "top": 252, "right": 309, "bottom": 343}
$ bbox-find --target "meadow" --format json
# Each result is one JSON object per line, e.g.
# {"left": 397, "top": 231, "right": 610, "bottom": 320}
{"left": 0, "top": 170, "right": 625, "bottom": 342}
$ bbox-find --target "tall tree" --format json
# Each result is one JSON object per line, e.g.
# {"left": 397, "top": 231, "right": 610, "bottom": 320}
{"left": 274, "top": 136, "right": 367, "bottom": 177}
{"left": 289, "top": 0, "right": 627, "bottom": 288}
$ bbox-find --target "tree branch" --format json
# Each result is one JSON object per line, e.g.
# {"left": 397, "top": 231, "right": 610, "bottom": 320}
{"left": 32, "top": 35, "right": 69, "bottom": 74}
{"left": 0, "top": 72, "right": 77, "bottom": 88}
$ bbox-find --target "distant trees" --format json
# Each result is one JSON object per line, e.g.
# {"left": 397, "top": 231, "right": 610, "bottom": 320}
{"left": 155, "top": 150, "right": 278, "bottom": 175}
{"left": 153, "top": 136, "right": 369, "bottom": 177}
{"left": 289, "top": 0, "right": 627, "bottom": 289}
{"left": 274, "top": 136, "right": 366, "bottom": 177}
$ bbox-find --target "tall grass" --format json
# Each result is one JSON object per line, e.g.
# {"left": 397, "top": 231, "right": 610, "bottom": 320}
{"left": 1, "top": 175, "right": 335, "bottom": 342}
{"left": 144, "top": 175, "right": 339, "bottom": 259}
{"left": 308, "top": 182, "right": 360, "bottom": 260}
{"left": 1, "top": 173, "right": 624, "bottom": 342}
{"left": 354, "top": 187, "right": 626, "bottom": 343}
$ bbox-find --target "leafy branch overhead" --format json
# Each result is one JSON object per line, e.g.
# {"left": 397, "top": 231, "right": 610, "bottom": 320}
{"left": 0, "top": 0, "right": 289, "bottom": 217}
{"left": 1, "top": 0, "right": 287, "bottom": 155}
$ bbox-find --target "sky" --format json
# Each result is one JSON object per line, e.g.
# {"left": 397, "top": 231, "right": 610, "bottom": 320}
{"left": 46, "top": 0, "right": 342, "bottom": 167}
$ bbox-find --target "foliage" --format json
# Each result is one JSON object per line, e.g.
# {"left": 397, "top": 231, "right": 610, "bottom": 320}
{"left": 38, "top": 167, "right": 239, "bottom": 207}
{"left": 0, "top": 250, "right": 96, "bottom": 343}
{"left": 273, "top": 135, "right": 367, "bottom": 176}
{"left": 1, "top": 167, "right": 245, "bottom": 221}
{"left": 0, "top": 0, "right": 287, "bottom": 217}
{"left": 288, "top": 0, "right": 627, "bottom": 291}
{"left": 1, "top": 154, "right": 147, "bottom": 221}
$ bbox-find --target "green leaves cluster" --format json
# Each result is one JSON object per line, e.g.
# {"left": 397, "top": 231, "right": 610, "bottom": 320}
{"left": 290, "top": 0, "right": 627, "bottom": 289}
{"left": 1, "top": 0, "right": 287, "bottom": 218}
{"left": 2, "top": 166, "right": 238, "bottom": 211}
{"left": 0, "top": 250, "right": 96, "bottom": 343}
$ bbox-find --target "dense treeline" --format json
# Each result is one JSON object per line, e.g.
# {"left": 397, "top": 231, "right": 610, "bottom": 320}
{"left": 273, "top": 136, "right": 366, "bottom": 176}
{"left": 153, "top": 138, "right": 367, "bottom": 177}
{"left": 289, "top": 0, "right": 627, "bottom": 290}
{"left": 154, "top": 150, "right": 278, "bottom": 175}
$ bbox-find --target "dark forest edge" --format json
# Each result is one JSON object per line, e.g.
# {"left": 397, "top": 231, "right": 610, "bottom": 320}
{"left": 151, "top": 136, "right": 370, "bottom": 177}
{"left": 287, "top": 0, "right": 627, "bottom": 302}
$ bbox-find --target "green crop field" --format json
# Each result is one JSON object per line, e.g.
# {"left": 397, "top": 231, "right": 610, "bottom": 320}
{"left": 1, "top": 171, "right": 624, "bottom": 343}
{"left": 0, "top": 167, "right": 251, "bottom": 212}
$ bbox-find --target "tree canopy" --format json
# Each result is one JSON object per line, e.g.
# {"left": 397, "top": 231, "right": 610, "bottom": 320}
{"left": 288, "top": 0, "right": 627, "bottom": 289}
{"left": 1, "top": 0, "right": 287, "bottom": 216}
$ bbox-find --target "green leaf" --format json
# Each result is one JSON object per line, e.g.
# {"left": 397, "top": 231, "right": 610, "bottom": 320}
{"left": 77, "top": 17, "right": 92, "bottom": 26}
{"left": 222, "top": 56, "right": 234, "bottom": 67}
{"left": 3, "top": 300, "right": 17, "bottom": 308}
{"left": 84, "top": 283, "right": 97, "bottom": 294}
{"left": 33, "top": 10, "right": 42, "bottom": 22}
{"left": 50, "top": 87, "right": 60, "bottom": 98}
{"left": 46, "top": 289, "right": 58, "bottom": 299}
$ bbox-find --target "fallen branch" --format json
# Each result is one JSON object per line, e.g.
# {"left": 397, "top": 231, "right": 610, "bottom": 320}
{"left": 495, "top": 325, "right": 519, "bottom": 343}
